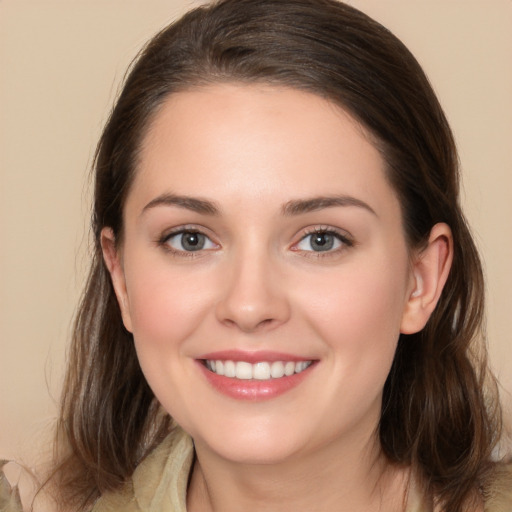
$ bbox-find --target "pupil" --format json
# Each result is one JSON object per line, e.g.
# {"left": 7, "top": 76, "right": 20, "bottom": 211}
{"left": 311, "top": 233, "right": 333, "bottom": 251}
{"left": 182, "top": 232, "right": 204, "bottom": 251}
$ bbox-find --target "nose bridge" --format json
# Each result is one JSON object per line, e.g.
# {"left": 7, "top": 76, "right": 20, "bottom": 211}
{"left": 215, "top": 237, "right": 290, "bottom": 332}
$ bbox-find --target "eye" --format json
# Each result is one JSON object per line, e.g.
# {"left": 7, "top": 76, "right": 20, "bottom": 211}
{"left": 295, "top": 229, "right": 352, "bottom": 253}
{"left": 163, "top": 230, "right": 217, "bottom": 252}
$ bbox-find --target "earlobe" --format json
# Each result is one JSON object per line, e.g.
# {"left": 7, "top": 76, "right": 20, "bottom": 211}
{"left": 400, "top": 223, "right": 453, "bottom": 334}
{"left": 100, "top": 228, "right": 133, "bottom": 332}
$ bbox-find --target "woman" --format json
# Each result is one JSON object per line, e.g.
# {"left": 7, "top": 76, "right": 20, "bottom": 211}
{"left": 3, "top": 0, "right": 511, "bottom": 511}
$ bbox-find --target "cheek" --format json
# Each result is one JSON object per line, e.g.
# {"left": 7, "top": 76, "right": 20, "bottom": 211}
{"left": 122, "top": 255, "right": 219, "bottom": 421}
{"left": 298, "top": 253, "right": 410, "bottom": 381}
{"left": 306, "top": 263, "right": 406, "bottom": 337}
{"left": 123, "top": 254, "right": 217, "bottom": 353}
{"left": 296, "top": 260, "right": 409, "bottom": 433}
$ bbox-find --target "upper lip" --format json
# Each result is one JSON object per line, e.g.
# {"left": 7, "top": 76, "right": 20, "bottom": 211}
{"left": 197, "top": 350, "right": 314, "bottom": 363}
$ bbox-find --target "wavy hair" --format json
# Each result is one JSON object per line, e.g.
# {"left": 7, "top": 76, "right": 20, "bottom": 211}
{"left": 46, "top": 1, "right": 503, "bottom": 510}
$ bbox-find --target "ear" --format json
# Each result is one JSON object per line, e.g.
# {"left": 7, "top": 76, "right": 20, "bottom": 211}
{"left": 100, "top": 227, "right": 133, "bottom": 332}
{"left": 400, "top": 223, "right": 453, "bottom": 334}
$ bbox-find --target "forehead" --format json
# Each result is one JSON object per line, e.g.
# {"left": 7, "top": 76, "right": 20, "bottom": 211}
{"left": 128, "top": 83, "right": 398, "bottom": 218}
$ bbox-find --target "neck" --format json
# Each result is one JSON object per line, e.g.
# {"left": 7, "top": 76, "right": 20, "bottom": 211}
{"left": 187, "top": 428, "right": 409, "bottom": 512}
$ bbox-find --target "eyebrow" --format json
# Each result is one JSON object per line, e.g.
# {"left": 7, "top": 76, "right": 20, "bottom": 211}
{"left": 282, "top": 195, "right": 377, "bottom": 216}
{"left": 142, "top": 193, "right": 220, "bottom": 215}
{"left": 141, "top": 193, "right": 376, "bottom": 217}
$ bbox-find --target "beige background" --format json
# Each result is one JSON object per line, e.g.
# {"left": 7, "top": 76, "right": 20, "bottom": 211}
{"left": 1, "top": 1, "right": 511, "bottom": 463}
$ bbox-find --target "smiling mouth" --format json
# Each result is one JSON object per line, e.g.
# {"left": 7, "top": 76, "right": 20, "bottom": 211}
{"left": 203, "top": 360, "right": 313, "bottom": 380}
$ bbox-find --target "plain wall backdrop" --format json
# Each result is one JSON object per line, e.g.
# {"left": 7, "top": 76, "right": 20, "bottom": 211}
{"left": 1, "top": 0, "right": 511, "bottom": 463}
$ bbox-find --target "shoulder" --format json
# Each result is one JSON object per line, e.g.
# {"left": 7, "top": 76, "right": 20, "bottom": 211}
{"left": 90, "top": 480, "right": 139, "bottom": 512}
{"left": 484, "top": 463, "right": 512, "bottom": 512}
{"left": 1, "top": 460, "right": 24, "bottom": 512}
{"left": 92, "top": 427, "right": 193, "bottom": 512}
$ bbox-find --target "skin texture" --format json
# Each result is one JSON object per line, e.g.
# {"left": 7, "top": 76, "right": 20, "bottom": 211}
{"left": 102, "top": 84, "right": 452, "bottom": 512}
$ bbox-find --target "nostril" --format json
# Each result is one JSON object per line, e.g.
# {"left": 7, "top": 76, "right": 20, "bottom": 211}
{"left": 221, "top": 316, "right": 276, "bottom": 333}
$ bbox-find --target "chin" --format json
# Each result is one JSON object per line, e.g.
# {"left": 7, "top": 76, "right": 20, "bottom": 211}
{"left": 214, "top": 440, "right": 304, "bottom": 466}
{"left": 190, "top": 421, "right": 316, "bottom": 466}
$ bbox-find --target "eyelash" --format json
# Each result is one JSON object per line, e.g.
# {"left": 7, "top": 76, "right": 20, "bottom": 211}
{"left": 292, "top": 227, "right": 354, "bottom": 258}
{"left": 157, "top": 225, "right": 354, "bottom": 258}
{"left": 158, "top": 226, "right": 218, "bottom": 258}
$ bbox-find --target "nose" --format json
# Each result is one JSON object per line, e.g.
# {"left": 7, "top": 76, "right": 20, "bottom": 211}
{"left": 215, "top": 251, "right": 291, "bottom": 333}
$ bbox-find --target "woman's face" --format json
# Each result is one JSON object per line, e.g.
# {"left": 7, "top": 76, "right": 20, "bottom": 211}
{"left": 106, "top": 84, "right": 420, "bottom": 465}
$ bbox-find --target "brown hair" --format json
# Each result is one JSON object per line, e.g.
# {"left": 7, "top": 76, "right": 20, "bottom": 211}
{"left": 47, "top": 1, "right": 503, "bottom": 510}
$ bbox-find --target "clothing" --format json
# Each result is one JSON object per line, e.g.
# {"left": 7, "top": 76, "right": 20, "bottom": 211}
{"left": 1, "top": 428, "right": 511, "bottom": 511}
{"left": 0, "top": 460, "right": 23, "bottom": 512}
{"left": 91, "top": 427, "right": 512, "bottom": 512}
{"left": 92, "top": 428, "right": 193, "bottom": 512}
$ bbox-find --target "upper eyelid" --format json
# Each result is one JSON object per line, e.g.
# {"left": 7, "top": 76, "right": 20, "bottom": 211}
{"left": 298, "top": 226, "right": 353, "bottom": 241}
{"left": 160, "top": 224, "right": 215, "bottom": 240}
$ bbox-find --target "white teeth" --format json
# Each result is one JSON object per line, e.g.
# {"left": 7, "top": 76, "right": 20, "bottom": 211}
{"left": 284, "top": 361, "right": 295, "bottom": 376}
{"left": 235, "top": 361, "right": 253, "bottom": 380}
{"left": 205, "top": 359, "right": 313, "bottom": 380}
{"left": 295, "top": 361, "right": 307, "bottom": 373}
{"left": 270, "top": 361, "right": 285, "bottom": 378}
{"left": 253, "top": 362, "right": 271, "bottom": 380}
{"left": 224, "top": 360, "right": 236, "bottom": 377}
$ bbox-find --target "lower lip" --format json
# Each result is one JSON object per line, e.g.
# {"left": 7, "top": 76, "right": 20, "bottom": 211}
{"left": 197, "top": 361, "right": 316, "bottom": 401}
